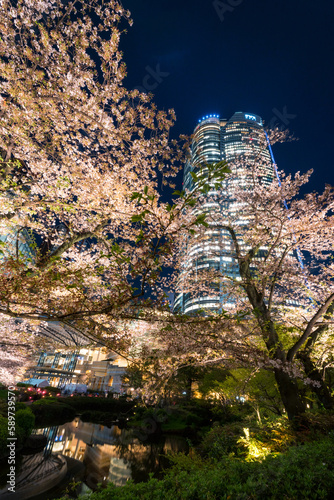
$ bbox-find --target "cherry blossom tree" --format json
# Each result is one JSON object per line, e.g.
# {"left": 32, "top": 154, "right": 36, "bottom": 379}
{"left": 122, "top": 134, "right": 334, "bottom": 420}
{"left": 163, "top": 145, "right": 334, "bottom": 420}
{"left": 0, "top": 0, "right": 229, "bottom": 383}
{"left": 1, "top": 2, "right": 332, "bottom": 422}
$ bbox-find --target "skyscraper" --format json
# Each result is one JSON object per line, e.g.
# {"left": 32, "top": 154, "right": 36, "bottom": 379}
{"left": 174, "top": 112, "right": 274, "bottom": 315}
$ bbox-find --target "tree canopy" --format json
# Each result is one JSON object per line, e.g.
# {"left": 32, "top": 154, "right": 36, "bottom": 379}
{"left": 132, "top": 150, "right": 334, "bottom": 418}
{"left": 1, "top": 1, "right": 333, "bottom": 421}
{"left": 0, "top": 0, "right": 228, "bottom": 383}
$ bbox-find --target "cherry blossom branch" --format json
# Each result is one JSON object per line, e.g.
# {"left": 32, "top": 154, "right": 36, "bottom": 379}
{"left": 287, "top": 292, "right": 334, "bottom": 361}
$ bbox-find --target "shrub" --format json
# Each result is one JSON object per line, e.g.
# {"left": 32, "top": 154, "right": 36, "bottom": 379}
{"left": 210, "top": 402, "right": 252, "bottom": 424}
{"left": 0, "top": 399, "right": 7, "bottom": 417}
{"left": 58, "top": 396, "right": 134, "bottom": 414}
{"left": 31, "top": 400, "right": 76, "bottom": 426}
{"left": 199, "top": 422, "right": 247, "bottom": 459}
{"left": 0, "top": 408, "right": 35, "bottom": 458}
{"left": 55, "top": 436, "right": 334, "bottom": 499}
{"left": 80, "top": 410, "right": 112, "bottom": 423}
{"left": 15, "top": 408, "right": 35, "bottom": 437}
{"left": 0, "top": 416, "right": 7, "bottom": 459}
{"left": 0, "top": 389, "right": 8, "bottom": 401}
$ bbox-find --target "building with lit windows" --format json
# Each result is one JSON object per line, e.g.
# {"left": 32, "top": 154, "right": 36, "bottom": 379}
{"left": 24, "top": 322, "right": 128, "bottom": 393}
{"left": 174, "top": 112, "right": 274, "bottom": 315}
{"left": 0, "top": 226, "right": 36, "bottom": 263}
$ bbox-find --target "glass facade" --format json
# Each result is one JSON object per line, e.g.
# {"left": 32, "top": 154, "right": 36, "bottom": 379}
{"left": 0, "top": 227, "right": 36, "bottom": 263}
{"left": 174, "top": 112, "right": 274, "bottom": 315}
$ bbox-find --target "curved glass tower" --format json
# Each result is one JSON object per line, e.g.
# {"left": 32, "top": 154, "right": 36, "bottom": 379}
{"left": 174, "top": 112, "right": 274, "bottom": 315}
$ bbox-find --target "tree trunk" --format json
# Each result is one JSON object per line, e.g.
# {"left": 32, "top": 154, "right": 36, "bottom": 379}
{"left": 185, "top": 377, "right": 192, "bottom": 400}
{"left": 297, "top": 351, "right": 333, "bottom": 410}
{"left": 274, "top": 368, "right": 306, "bottom": 421}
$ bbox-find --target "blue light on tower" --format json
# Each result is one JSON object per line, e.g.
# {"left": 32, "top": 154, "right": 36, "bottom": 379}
{"left": 198, "top": 114, "right": 220, "bottom": 123}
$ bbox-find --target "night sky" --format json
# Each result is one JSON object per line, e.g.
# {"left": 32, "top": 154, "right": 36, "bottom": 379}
{"left": 120, "top": 0, "right": 334, "bottom": 195}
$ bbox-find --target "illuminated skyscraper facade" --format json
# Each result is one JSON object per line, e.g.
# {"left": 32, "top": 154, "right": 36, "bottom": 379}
{"left": 174, "top": 112, "right": 274, "bottom": 314}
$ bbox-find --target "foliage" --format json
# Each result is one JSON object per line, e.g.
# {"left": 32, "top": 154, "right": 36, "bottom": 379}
{"left": 30, "top": 399, "right": 76, "bottom": 427}
{"left": 0, "top": 0, "right": 333, "bottom": 426}
{"left": 15, "top": 408, "right": 35, "bottom": 436}
{"left": 0, "top": 407, "right": 34, "bottom": 458}
{"left": 128, "top": 405, "right": 203, "bottom": 436}
{"left": 138, "top": 162, "right": 334, "bottom": 419}
{"left": 196, "top": 366, "right": 231, "bottom": 401}
{"left": 80, "top": 410, "right": 112, "bottom": 424}
{"left": 200, "top": 368, "right": 284, "bottom": 419}
{"left": 0, "top": 389, "right": 8, "bottom": 401}
{"left": 201, "top": 408, "right": 334, "bottom": 460}
{"left": 210, "top": 402, "right": 253, "bottom": 424}
{"left": 0, "top": 415, "right": 7, "bottom": 459}
{"left": 57, "top": 395, "right": 134, "bottom": 413}
{"left": 55, "top": 435, "right": 334, "bottom": 499}
{"left": 199, "top": 421, "right": 247, "bottom": 459}
{"left": 0, "top": 0, "right": 230, "bottom": 386}
{"left": 43, "top": 385, "right": 60, "bottom": 394}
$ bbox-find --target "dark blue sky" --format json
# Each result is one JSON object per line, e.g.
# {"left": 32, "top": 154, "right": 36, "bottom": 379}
{"left": 121, "top": 0, "right": 334, "bottom": 194}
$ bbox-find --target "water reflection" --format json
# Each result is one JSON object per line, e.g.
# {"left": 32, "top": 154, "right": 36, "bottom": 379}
{"left": 0, "top": 418, "right": 189, "bottom": 498}
{"left": 0, "top": 451, "right": 68, "bottom": 500}
{"left": 35, "top": 417, "right": 189, "bottom": 489}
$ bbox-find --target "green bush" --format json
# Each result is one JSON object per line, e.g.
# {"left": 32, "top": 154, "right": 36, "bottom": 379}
{"left": 58, "top": 396, "right": 134, "bottom": 414}
{"left": 0, "top": 416, "right": 7, "bottom": 459}
{"left": 210, "top": 402, "right": 252, "bottom": 424}
{"left": 15, "top": 402, "right": 30, "bottom": 412}
{"left": 80, "top": 410, "right": 112, "bottom": 423}
{"left": 16, "top": 408, "right": 35, "bottom": 436}
{"left": 0, "top": 399, "right": 7, "bottom": 417}
{"left": 31, "top": 400, "right": 76, "bottom": 426}
{"left": 0, "top": 389, "right": 8, "bottom": 401}
{"left": 0, "top": 408, "right": 35, "bottom": 458}
{"left": 56, "top": 436, "right": 334, "bottom": 499}
{"left": 199, "top": 422, "right": 247, "bottom": 459}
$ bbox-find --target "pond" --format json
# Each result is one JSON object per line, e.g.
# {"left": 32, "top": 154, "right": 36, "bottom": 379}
{"left": 0, "top": 418, "right": 189, "bottom": 499}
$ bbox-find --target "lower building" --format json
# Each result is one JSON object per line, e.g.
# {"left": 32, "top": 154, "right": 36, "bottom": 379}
{"left": 26, "top": 347, "right": 128, "bottom": 394}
